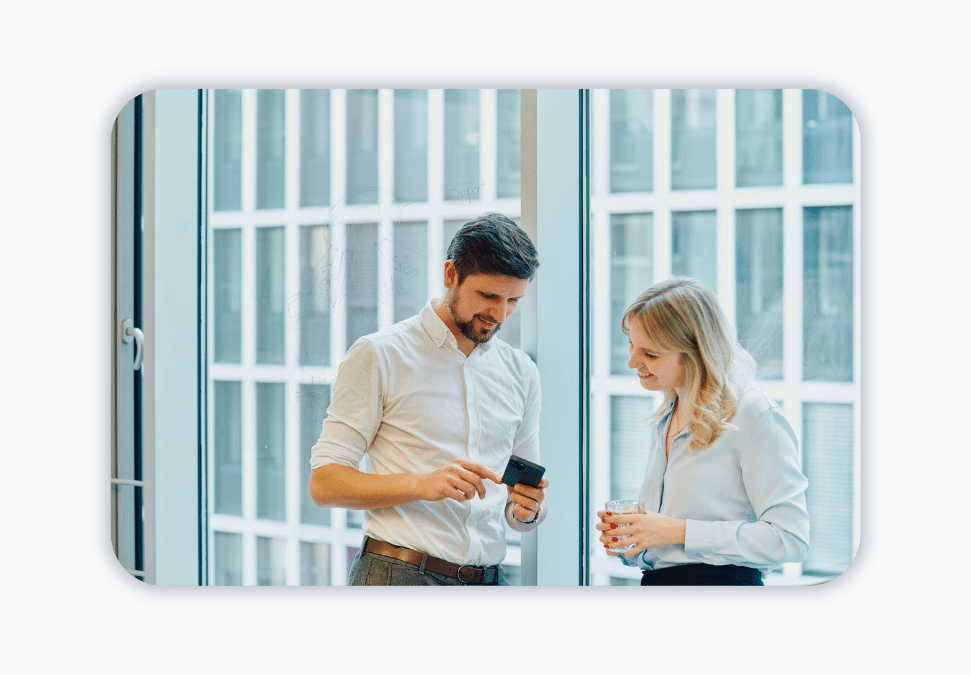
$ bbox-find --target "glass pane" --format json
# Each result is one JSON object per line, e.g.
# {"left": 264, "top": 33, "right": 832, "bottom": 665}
{"left": 671, "top": 89, "right": 716, "bottom": 190}
{"left": 300, "top": 542, "right": 331, "bottom": 585}
{"left": 443, "top": 219, "right": 462, "bottom": 255}
{"left": 803, "top": 90, "right": 853, "bottom": 184}
{"left": 589, "top": 89, "right": 859, "bottom": 586}
{"left": 610, "top": 213, "right": 653, "bottom": 374}
{"left": 610, "top": 396, "right": 656, "bottom": 500}
{"left": 393, "top": 221, "right": 428, "bottom": 322}
{"left": 300, "top": 383, "right": 331, "bottom": 526}
{"left": 213, "top": 380, "right": 242, "bottom": 516}
{"left": 736, "top": 208, "right": 784, "bottom": 380}
{"left": 256, "top": 382, "right": 286, "bottom": 521}
{"left": 496, "top": 89, "right": 521, "bottom": 198}
{"left": 112, "top": 482, "right": 140, "bottom": 574}
{"left": 394, "top": 89, "right": 428, "bottom": 203}
{"left": 346, "top": 222, "right": 378, "bottom": 348}
{"left": 671, "top": 210, "right": 717, "bottom": 293}
{"left": 502, "top": 565, "right": 521, "bottom": 586}
{"left": 213, "top": 531, "right": 243, "bottom": 586}
{"left": 735, "top": 89, "right": 783, "bottom": 187}
{"left": 803, "top": 205, "right": 853, "bottom": 381}
{"left": 444, "top": 89, "right": 480, "bottom": 200}
{"left": 256, "top": 226, "right": 285, "bottom": 365}
{"left": 609, "top": 576, "right": 640, "bottom": 586}
{"left": 213, "top": 228, "right": 241, "bottom": 363}
{"left": 299, "top": 224, "right": 330, "bottom": 367}
{"left": 346, "top": 89, "right": 378, "bottom": 205}
{"left": 206, "top": 89, "right": 525, "bottom": 585}
{"left": 300, "top": 90, "right": 330, "bottom": 207}
{"left": 610, "top": 89, "right": 653, "bottom": 193}
{"left": 213, "top": 89, "right": 242, "bottom": 211}
{"left": 256, "top": 89, "right": 285, "bottom": 209}
{"left": 802, "top": 403, "right": 855, "bottom": 575}
{"left": 257, "top": 536, "right": 287, "bottom": 585}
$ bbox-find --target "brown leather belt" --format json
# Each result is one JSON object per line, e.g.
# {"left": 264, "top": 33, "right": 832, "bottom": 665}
{"left": 362, "top": 536, "right": 501, "bottom": 585}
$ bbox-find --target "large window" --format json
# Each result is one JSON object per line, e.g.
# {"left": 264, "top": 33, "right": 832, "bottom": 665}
{"left": 114, "top": 88, "right": 859, "bottom": 587}
{"left": 590, "top": 88, "right": 860, "bottom": 585}
{"left": 206, "top": 89, "right": 525, "bottom": 585}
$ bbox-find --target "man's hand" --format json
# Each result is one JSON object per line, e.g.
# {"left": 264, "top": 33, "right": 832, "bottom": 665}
{"left": 508, "top": 477, "right": 549, "bottom": 523}
{"left": 417, "top": 458, "right": 503, "bottom": 503}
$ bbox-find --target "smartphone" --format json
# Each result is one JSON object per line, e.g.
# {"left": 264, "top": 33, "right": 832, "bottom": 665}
{"left": 501, "top": 455, "right": 546, "bottom": 488}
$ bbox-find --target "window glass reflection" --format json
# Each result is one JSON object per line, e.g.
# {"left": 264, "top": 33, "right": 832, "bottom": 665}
{"left": 256, "top": 227, "right": 285, "bottom": 365}
{"left": 610, "top": 396, "right": 655, "bottom": 500}
{"left": 610, "top": 89, "right": 653, "bottom": 193}
{"left": 496, "top": 89, "right": 521, "bottom": 198}
{"left": 300, "top": 384, "right": 331, "bottom": 526}
{"left": 257, "top": 536, "right": 287, "bottom": 585}
{"left": 256, "top": 382, "right": 286, "bottom": 521}
{"left": 803, "top": 90, "right": 853, "bottom": 184}
{"left": 671, "top": 89, "right": 716, "bottom": 190}
{"left": 802, "top": 402, "right": 855, "bottom": 575}
{"left": 671, "top": 210, "right": 717, "bottom": 293}
{"left": 736, "top": 208, "right": 784, "bottom": 380}
{"left": 213, "top": 380, "right": 242, "bottom": 516}
{"left": 213, "top": 90, "right": 242, "bottom": 211}
{"left": 346, "top": 222, "right": 378, "bottom": 348}
{"left": 444, "top": 89, "right": 480, "bottom": 200}
{"left": 213, "top": 228, "right": 241, "bottom": 363}
{"left": 213, "top": 532, "right": 242, "bottom": 586}
{"left": 346, "top": 89, "right": 378, "bottom": 205}
{"left": 803, "top": 205, "right": 853, "bottom": 381}
{"left": 393, "top": 221, "right": 428, "bottom": 323}
{"left": 610, "top": 213, "right": 653, "bottom": 374}
{"left": 256, "top": 89, "right": 285, "bottom": 209}
{"left": 736, "top": 89, "right": 783, "bottom": 187}
{"left": 299, "top": 224, "right": 330, "bottom": 367}
{"left": 300, "top": 90, "right": 330, "bottom": 207}
{"left": 394, "top": 90, "right": 428, "bottom": 203}
{"left": 300, "top": 542, "right": 331, "bottom": 586}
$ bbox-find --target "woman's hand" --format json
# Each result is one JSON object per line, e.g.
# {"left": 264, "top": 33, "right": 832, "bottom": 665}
{"left": 596, "top": 509, "right": 687, "bottom": 557}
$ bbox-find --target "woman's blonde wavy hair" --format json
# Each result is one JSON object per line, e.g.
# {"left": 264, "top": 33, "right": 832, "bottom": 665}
{"left": 622, "top": 277, "right": 757, "bottom": 451}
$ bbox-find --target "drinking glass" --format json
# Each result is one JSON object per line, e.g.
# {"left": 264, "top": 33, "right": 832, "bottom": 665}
{"left": 605, "top": 499, "right": 645, "bottom": 554}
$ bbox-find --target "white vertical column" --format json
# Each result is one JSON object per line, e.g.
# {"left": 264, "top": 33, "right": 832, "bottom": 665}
{"left": 141, "top": 89, "right": 203, "bottom": 585}
{"left": 533, "top": 89, "right": 585, "bottom": 586}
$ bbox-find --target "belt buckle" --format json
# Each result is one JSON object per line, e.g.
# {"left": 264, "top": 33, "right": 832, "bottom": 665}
{"left": 456, "top": 564, "right": 481, "bottom": 585}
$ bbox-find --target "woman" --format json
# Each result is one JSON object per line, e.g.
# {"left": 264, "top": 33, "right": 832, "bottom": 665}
{"left": 598, "top": 277, "right": 809, "bottom": 586}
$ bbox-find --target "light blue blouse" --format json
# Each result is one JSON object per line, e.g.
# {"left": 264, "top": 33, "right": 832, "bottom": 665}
{"left": 625, "top": 388, "right": 810, "bottom": 578}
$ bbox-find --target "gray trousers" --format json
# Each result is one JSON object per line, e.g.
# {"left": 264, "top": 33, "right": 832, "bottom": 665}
{"left": 347, "top": 548, "right": 508, "bottom": 586}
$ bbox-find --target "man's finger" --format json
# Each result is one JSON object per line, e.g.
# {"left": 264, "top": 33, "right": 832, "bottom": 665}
{"left": 454, "top": 458, "right": 503, "bottom": 483}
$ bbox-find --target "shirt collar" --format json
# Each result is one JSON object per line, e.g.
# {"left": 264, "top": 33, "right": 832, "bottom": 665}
{"left": 419, "top": 299, "right": 493, "bottom": 354}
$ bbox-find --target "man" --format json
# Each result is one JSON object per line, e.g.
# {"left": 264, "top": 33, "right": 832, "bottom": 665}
{"left": 309, "top": 213, "right": 548, "bottom": 585}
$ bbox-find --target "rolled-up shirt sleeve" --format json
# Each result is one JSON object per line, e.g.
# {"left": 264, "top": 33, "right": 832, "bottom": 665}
{"left": 683, "top": 405, "right": 810, "bottom": 568}
{"left": 310, "top": 338, "right": 384, "bottom": 470}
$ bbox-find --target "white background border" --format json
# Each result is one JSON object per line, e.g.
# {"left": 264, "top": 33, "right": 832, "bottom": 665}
{"left": 5, "top": 1, "right": 966, "bottom": 670}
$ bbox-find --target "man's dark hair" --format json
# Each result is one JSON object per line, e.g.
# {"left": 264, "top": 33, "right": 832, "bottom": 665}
{"left": 446, "top": 213, "right": 539, "bottom": 285}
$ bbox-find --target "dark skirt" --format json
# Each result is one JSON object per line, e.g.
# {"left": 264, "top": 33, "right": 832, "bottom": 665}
{"left": 640, "top": 563, "right": 763, "bottom": 586}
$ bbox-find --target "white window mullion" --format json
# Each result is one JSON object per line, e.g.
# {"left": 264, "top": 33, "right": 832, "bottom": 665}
{"left": 331, "top": 90, "right": 347, "bottom": 215}
{"left": 716, "top": 89, "right": 736, "bottom": 318}
{"left": 428, "top": 89, "right": 445, "bottom": 207}
{"left": 592, "top": 89, "right": 610, "bottom": 198}
{"left": 378, "top": 89, "right": 395, "bottom": 329}
{"left": 480, "top": 88, "right": 497, "bottom": 202}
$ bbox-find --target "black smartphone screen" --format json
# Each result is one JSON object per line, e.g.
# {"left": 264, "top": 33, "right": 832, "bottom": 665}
{"left": 501, "top": 455, "right": 546, "bottom": 488}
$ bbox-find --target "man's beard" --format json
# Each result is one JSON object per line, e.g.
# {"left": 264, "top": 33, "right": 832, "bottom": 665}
{"left": 448, "top": 295, "right": 501, "bottom": 344}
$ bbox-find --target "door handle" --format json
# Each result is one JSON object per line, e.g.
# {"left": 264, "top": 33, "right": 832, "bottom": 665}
{"left": 121, "top": 318, "right": 144, "bottom": 371}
